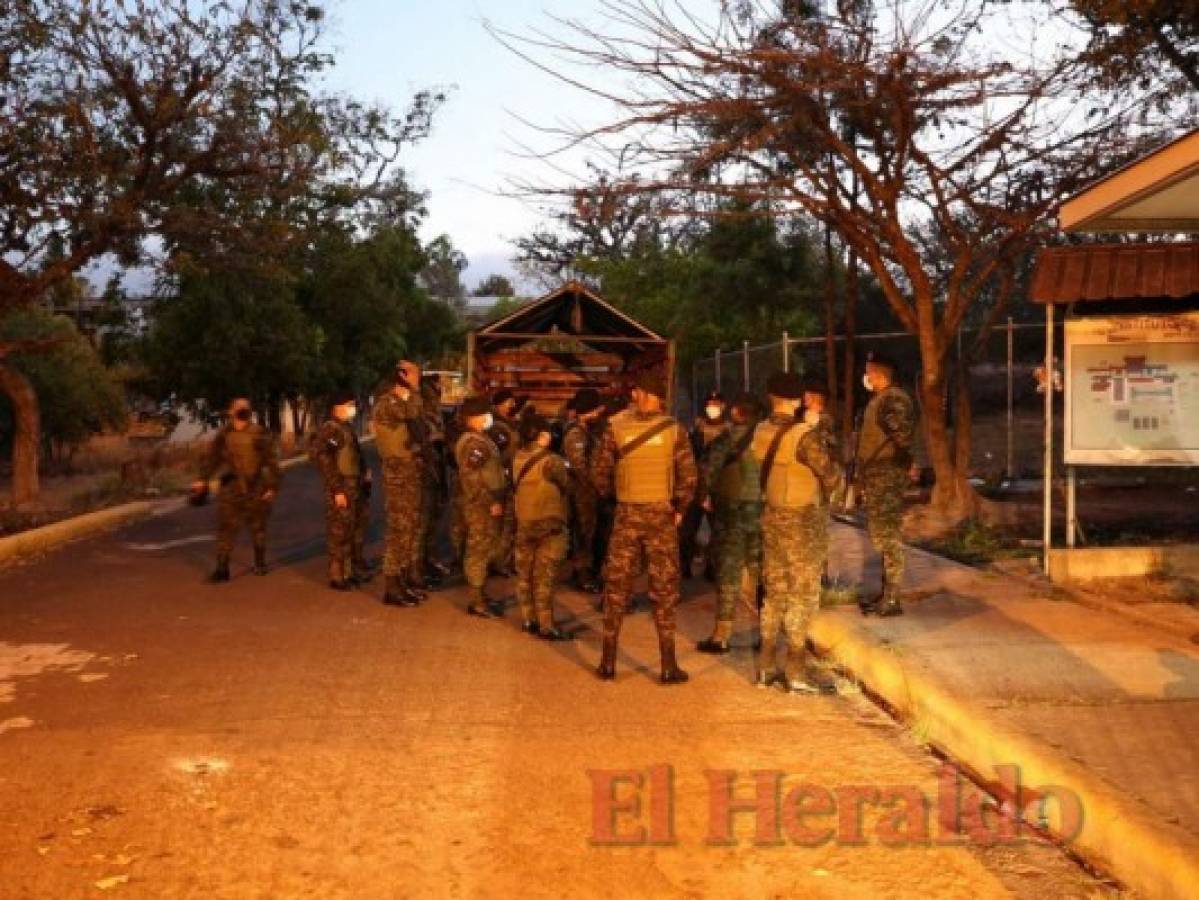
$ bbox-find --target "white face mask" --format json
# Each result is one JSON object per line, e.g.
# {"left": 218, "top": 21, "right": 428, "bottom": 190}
{"left": 705, "top": 405, "right": 722, "bottom": 420}
{"left": 344, "top": 404, "right": 359, "bottom": 420}
{"left": 862, "top": 374, "right": 874, "bottom": 392}
{"left": 482, "top": 414, "right": 494, "bottom": 431}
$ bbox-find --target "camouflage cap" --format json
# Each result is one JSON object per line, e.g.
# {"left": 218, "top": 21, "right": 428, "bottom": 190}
{"left": 765, "top": 371, "right": 804, "bottom": 400}
{"left": 461, "top": 396, "right": 492, "bottom": 418}
{"left": 633, "top": 370, "right": 668, "bottom": 399}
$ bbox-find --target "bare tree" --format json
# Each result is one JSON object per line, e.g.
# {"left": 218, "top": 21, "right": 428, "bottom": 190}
{"left": 493, "top": 0, "right": 1176, "bottom": 523}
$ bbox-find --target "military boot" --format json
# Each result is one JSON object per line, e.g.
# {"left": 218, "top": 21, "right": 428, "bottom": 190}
{"left": 328, "top": 559, "right": 353, "bottom": 592}
{"left": 405, "top": 568, "right": 428, "bottom": 602}
{"left": 252, "top": 545, "right": 268, "bottom": 577}
{"left": 467, "top": 587, "right": 498, "bottom": 619}
{"left": 858, "top": 572, "right": 884, "bottom": 616}
{"left": 596, "top": 608, "right": 622, "bottom": 680}
{"left": 755, "top": 639, "right": 777, "bottom": 688}
{"left": 658, "top": 633, "right": 689, "bottom": 685}
{"left": 382, "top": 575, "right": 416, "bottom": 607}
{"left": 207, "top": 554, "right": 231, "bottom": 584}
{"left": 783, "top": 645, "right": 818, "bottom": 694}
{"left": 697, "top": 619, "right": 733, "bottom": 655}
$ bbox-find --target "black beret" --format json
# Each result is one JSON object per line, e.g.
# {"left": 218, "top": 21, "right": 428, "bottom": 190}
{"left": 330, "top": 389, "right": 357, "bottom": 407}
{"left": 461, "top": 396, "right": 492, "bottom": 418}
{"left": 703, "top": 391, "right": 725, "bottom": 404}
{"left": 765, "top": 371, "right": 804, "bottom": 400}
{"left": 731, "top": 393, "right": 760, "bottom": 417}
{"left": 573, "top": 388, "right": 601, "bottom": 415}
{"left": 520, "top": 414, "right": 550, "bottom": 444}
{"left": 866, "top": 352, "right": 898, "bottom": 374}
{"left": 492, "top": 389, "right": 514, "bottom": 406}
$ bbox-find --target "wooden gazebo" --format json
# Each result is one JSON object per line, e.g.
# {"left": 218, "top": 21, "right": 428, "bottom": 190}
{"left": 467, "top": 281, "right": 675, "bottom": 414}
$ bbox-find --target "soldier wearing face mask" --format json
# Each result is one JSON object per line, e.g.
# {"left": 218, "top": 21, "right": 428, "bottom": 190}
{"left": 456, "top": 396, "right": 510, "bottom": 618}
{"left": 679, "top": 391, "right": 729, "bottom": 580}
{"left": 315, "top": 391, "right": 372, "bottom": 591}
{"left": 192, "top": 397, "right": 280, "bottom": 583}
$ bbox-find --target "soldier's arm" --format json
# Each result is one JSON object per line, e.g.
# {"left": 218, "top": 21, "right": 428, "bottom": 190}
{"left": 259, "top": 430, "right": 280, "bottom": 489}
{"left": 590, "top": 426, "right": 618, "bottom": 499}
{"left": 879, "top": 393, "right": 916, "bottom": 449}
{"left": 701, "top": 431, "right": 732, "bottom": 499}
{"left": 546, "top": 455, "right": 571, "bottom": 496}
{"left": 198, "top": 430, "right": 225, "bottom": 482}
{"left": 798, "top": 425, "right": 839, "bottom": 485}
{"left": 563, "top": 428, "right": 588, "bottom": 474}
{"left": 316, "top": 423, "right": 348, "bottom": 494}
{"left": 672, "top": 424, "right": 699, "bottom": 511}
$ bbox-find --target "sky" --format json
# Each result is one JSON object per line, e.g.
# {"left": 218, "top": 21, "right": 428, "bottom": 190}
{"left": 321, "top": 0, "right": 616, "bottom": 292}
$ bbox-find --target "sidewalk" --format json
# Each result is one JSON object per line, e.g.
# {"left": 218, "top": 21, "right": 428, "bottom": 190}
{"left": 817, "top": 524, "right": 1199, "bottom": 900}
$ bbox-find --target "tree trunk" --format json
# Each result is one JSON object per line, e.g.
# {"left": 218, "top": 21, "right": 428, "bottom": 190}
{"left": 823, "top": 223, "right": 839, "bottom": 411}
{"left": 917, "top": 355, "right": 978, "bottom": 524}
{"left": 0, "top": 360, "right": 41, "bottom": 505}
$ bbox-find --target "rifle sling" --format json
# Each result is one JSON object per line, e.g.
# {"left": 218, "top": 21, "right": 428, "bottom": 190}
{"left": 616, "top": 418, "right": 676, "bottom": 460}
{"left": 759, "top": 421, "right": 799, "bottom": 492}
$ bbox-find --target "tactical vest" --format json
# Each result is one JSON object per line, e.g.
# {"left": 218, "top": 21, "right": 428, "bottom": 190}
{"left": 225, "top": 428, "right": 262, "bottom": 479}
{"left": 752, "top": 418, "right": 819, "bottom": 509}
{"left": 857, "top": 386, "right": 911, "bottom": 468}
{"left": 714, "top": 426, "right": 761, "bottom": 504}
{"left": 610, "top": 411, "right": 675, "bottom": 504}
{"left": 459, "top": 432, "right": 507, "bottom": 494}
{"left": 336, "top": 425, "right": 361, "bottom": 478}
{"left": 514, "top": 448, "right": 566, "bottom": 522}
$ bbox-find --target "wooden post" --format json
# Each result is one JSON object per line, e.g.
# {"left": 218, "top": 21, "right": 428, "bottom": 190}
{"left": 465, "top": 331, "right": 477, "bottom": 396}
{"left": 782, "top": 331, "right": 790, "bottom": 373}
{"left": 1006, "top": 317, "right": 1015, "bottom": 481}
{"left": 1043, "top": 303, "right": 1054, "bottom": 575}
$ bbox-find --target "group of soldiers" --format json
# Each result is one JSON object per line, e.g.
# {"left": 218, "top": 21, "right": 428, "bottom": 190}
{"left": 192, "top": 354, "right": 916, "bottom": 694}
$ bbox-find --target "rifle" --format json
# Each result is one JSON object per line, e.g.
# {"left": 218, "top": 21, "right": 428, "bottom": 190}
{"left": 840, "top": 410, "right": 865, "bottom": 514}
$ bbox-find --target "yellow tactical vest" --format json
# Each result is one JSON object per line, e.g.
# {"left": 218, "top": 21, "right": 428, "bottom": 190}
{"left": 714, "top": 425, "right": 761, "bottom": 504}
{"left": 752, "top": 419, "right": 819, "bottom": 509}
{"left": 609, "top": 411, "right": 675, "bottom": 504}
{"left": 513, "top": 448, "right": 566, "bottom": 523}
{"left": 225, "top": 428, "right": 262, "bottom": 479}
{"left": 857, "top": 386, "right": 911, "bottom": 468}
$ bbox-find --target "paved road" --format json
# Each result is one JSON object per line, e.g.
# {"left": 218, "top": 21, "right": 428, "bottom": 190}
{"left": 0, "top": 461, "right": 1118, "bottom": 898}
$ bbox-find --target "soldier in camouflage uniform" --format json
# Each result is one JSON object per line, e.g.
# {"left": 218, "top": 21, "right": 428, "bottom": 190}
{"left": 372, "top": 365, "right": 428, "bottom": 607}
{"left": 563, "top": 387, "right": 604, "bottom": 593}
{"left": 592, "top": 372, "right": 698, "bottom": 684}
{"left": 513, "top": 415, "right": 573, "bottom": 640}
{"left": 415, "top": 369, "right": 449, "bottom": 585}
{"left": 315, "top": 391, "right": 372, "bottom": 591}
{"left": 488, "top": 389, "right": 520, "bottom": 575}
{"left": 456, "top": 396, "right": 509, "bottom": 618}
{"left": 696, "top": 394, "right": 761, "bottom": 653}
{"left": 753, "top": 372, "right": 841, "bottom": 693}
{"left": 679, "top": 391, "right": 728, "bottom": 580}
{"left": 856, "top": 355, "right": 916, "bottom": 617}
{"left": 193, "top": 398, "right": 280, "bottom": 583}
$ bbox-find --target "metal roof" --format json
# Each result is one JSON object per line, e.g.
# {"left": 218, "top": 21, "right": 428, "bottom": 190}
{"left": 1029, "top": 242, "right": 1199, "bottom": 305}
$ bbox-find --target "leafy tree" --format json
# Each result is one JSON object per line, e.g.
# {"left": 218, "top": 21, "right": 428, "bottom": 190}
{"left": 0, "top": 309, "right": 126, "bottom": 465}
{"left": 473, "top": 274, "right": 516, "bottom": 297}
{"left": 1063, "top": 0, "right": 1198, "bottom": 93}
{"left": 0, "top": 0, "right": 442, "bottom": 502}
{"left": 422, "top": 235, "right": 469, "bottom": 308}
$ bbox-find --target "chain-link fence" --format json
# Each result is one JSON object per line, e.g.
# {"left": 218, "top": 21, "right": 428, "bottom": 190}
{"left": 691, "top": 320, "right": 1062, "bottom": 483}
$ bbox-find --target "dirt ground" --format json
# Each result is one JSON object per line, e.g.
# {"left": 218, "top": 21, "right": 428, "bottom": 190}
{"left": 0, "top": 461, "right": 1124, "bottom": 898}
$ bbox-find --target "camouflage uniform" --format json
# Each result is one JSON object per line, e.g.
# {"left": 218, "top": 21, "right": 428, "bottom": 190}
{"left": 700, "top": 420, "right": 762, "bottom": 645}
{"left": 513, "top": 445, "right": 571, "bottom": 630}
{"left": 315, "top": 418, "right": 369, "bottom": 584}
{"left": 562, "top": 422, "right": 599, "bottom": 583}
{"left": 678, "top": 416, "right": 729, "bottom": 576}
{"left": 372, "top": 391, "right": 426, "bottom": 582}
{"left": 592, "top": 409, "right": 698, "bottom": 681}
{"left": 856, "top": 385, "right": 916, "bottom": 611}
{"left": 199, "top": 423, "right": 280, "bottom": 566}
{"left": 753, "top": 413, "right": 840, "bottom": 688}
{"left": 415, "top": 380, "right": 446, "bottom": 574}
{"left": 488, "top": 413, "right": 519, "bottom": 570}
{"left": 455, "top": 429, "right": 508, "bottom": 594}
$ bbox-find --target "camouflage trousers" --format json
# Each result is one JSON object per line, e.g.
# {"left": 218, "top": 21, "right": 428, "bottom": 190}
{"left": 860, "top": 465, "right": 907, "bottom": 601}
{"left": 462, "top": 500, "right": 503, "bottom": 590}
{"left": 515, "top": 518, "right": 568, "bottom": 628}
{"left": 449, "top": 475, "right": 466, "bottom": 565}
{"left": 381, "top": 460, "right": 422, "bottom": 579}
{"left": 602, "top": 503, "right": 681, "bottom": 640}
{"left": 678, "top": 501, "right": 719, "bottom": 576}
{"left": 497, "top": 496, "right": 516, "bottom": 569}
{"left": 417, "top": 470, "right": 443, "bottom": 568}
{"left": 325, "top": 483, "right": 368, "bottom": 582}
{"left": 761, "top": 505, "right": 827, "bottom": 654}
{"left": 216, "top": 484, "right": 272, "bottom": 557}
{"left": 715, "top": 501, "right": 763, "bottom": 624}
{"left": 569, "top": 483, "right": 598, "bottom": 576}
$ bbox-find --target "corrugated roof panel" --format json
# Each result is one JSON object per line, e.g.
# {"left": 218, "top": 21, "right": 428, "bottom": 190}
{"left": 1030, "top": 243, "right": 1199, "bottom": 304}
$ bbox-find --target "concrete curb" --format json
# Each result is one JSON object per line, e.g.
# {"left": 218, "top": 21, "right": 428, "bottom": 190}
{"left": 809, "top": 610, "right": 1199, "bottom": 900}
{"left": 0, "top": 501, "right": 155, "bottom": 567}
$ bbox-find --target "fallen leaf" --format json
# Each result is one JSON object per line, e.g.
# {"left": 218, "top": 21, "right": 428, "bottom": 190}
{"left": 36, "top": 846, "right": 50, "bottom": 856}
{"left": 95, "top": 874, "right": 129, "bottom": 890}
{"left": 71, "top": 827, "right": 92, "bottom": 837}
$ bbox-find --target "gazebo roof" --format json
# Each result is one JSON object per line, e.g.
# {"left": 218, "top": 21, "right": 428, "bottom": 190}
{"left": 1059, "top": 128, "right": 1199, "bottom": 234}
{"left": 474, "top": 281, "right": 664, "bottom": 355}
{"left": 1029, "top": 242, "right": 1199, "bottom": 305}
